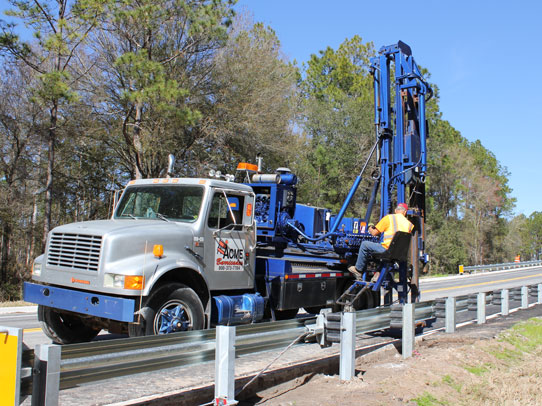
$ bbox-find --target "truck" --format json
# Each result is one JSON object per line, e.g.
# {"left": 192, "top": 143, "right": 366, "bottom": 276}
{"left": 23, "top": 41, "right": 432, "bottom": 344}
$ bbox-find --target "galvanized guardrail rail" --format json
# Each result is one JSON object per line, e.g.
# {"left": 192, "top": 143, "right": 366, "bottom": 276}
{"left": 16, "top": 303, "right": 434, "bottom": 400}
{"left": 462, "top": 259, "right": 542, "bottom": 274}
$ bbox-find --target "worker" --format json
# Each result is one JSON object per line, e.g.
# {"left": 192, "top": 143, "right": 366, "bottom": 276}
{"left": 348, "top": 203, "right": 414, "bottom": 280}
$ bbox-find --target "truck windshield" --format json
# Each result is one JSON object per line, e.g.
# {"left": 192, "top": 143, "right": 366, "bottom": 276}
{"left": 114, "top": 185, "right": 204, "bottom": 222}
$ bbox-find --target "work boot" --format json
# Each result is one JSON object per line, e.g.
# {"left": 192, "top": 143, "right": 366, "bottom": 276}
{"left": 347, "top": 266, "right": 362, "bottom": 280}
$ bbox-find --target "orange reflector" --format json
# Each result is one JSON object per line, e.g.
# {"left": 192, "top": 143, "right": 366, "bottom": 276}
{"left": 199, "top": 180, "right": 206, "bottom": 184}
{"left": 229, "top": 202, "right": 237, "bottom": 208}
{"left": 161, "top": 179, "right": 169, "bottom": 183}
{"left": 153, "top": 244, "right": 164, "bottom": 258}
{"left": 129, "top": 180, "right": 135, "bottom": 185}
{"left": 340, "top": 259, "right": 348, "bottom": 264}
{"left": 124, "top": 275, "right": 144, "bottom": 290}
{"left": 152, "top": 179, "right": 159, "bottom": 183}
{"left": 246, "top": 203, "right": 253, "bottom": 217}
{"left": 237, "top": 162, "right": 259, "bottom": 172}
{"left": 172, "top": 179, "right": 179, "bottom": 183}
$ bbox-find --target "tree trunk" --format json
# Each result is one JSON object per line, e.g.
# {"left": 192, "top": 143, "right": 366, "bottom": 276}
{"left": 42, "top": 103, "right": 58, "bottom": 248}
{"left": 133, "top": 102, "right": 144, "bottom": 179}
{"left": 1, "top": 222, "right": 11, "bottom": 283}
{"left": 26, "top": 196, "right": 39, "bottom": 267}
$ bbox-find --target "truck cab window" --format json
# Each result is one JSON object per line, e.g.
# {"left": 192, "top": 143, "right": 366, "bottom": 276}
{"left": 115, "top": 185, "right": 203, "bottom": 222}
{"left": 207, "top": 192, "right": 244, "bottom": 229}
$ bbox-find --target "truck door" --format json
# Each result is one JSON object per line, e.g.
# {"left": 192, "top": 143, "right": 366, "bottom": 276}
{"left": 204, "top": 188, "right": 256, "bottom": 290}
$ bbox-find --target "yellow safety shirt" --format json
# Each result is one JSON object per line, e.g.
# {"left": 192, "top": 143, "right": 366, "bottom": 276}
{"left": 375, "top": 213, "right": 414, "bottom": 249}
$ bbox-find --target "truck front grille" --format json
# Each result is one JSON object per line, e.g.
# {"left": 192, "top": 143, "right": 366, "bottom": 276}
{"left": 47, "top": 233, "right": 102, "bottom": 271}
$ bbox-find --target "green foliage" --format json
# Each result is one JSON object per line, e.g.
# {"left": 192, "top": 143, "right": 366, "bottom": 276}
{"left": 441, "top": 375, "right": 462, "bottom": 393}
{"left": 463, "top": 363, "right": 490, "bottom": 376}
{"left": 295, "top": 36, "right": 376, "bottom": 214}
{"left": 522, "top": 212, "right": 542, "bottom": 259}
{"left": 114, "top": 50, "right": 190, "bottom": 111}
{"left": 500, "top": 317, "right": 542, "bottom": 353}
{"left": 425, "top": 113, "right": 516, "bottom": 270}
{"left": 35, "top": 70, "right": 78, "bottom": 103}
{"left": 209, "top": 18, "right": 298, "bottom": 172}
{"left": 95, "top": 0, "right": 237, "bottom": 178}
{"left": 411, "top": 392, "right": 448, "bottom": 406}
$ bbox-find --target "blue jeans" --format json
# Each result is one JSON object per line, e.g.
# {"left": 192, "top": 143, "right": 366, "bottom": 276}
{"left": 355, "top": 241, "right": 386, "bottom": 271}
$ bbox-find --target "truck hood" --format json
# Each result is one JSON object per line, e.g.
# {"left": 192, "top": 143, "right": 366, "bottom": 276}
{"left": 47, "top": 219, "right": 196, "bottom": 268}
{"left": 51, "top": 219, "right": 189, "bottom": 237}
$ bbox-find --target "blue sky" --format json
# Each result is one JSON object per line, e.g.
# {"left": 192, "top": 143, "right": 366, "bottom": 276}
{"left": 235, "top": 0, "right": 541, "bottom": 217}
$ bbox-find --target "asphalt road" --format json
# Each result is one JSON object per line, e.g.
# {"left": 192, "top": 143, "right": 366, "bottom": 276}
{"left": 2, "top": 265, "right": 541, "bottom": 349}
{"left": 419, "top": 266, "right": 542, "bottom": 301}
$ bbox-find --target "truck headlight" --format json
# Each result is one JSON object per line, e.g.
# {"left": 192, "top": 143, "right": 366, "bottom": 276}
{"left": 32, "top": 262, "right": 42, "bottom": 276}
{"left": 104, "top": 274, "right": 144, "bottom": 290}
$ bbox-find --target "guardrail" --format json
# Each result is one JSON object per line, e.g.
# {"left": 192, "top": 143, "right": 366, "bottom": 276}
{"left": 7, "top": 269, "right": 542, "bottom": 405}
{"left": 14, "top": 304, "right": 433, "bottom": 403}
{"left": 461, "top": 259, "right": 542, "bottom": 274}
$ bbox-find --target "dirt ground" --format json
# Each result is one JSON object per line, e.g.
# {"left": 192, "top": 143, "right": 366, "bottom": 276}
{"left": 237, "top": 310, "right": 542, "bottom": 406}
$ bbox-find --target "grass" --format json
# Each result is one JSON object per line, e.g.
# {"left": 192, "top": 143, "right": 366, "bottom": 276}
{"left": 411, "top": 392, "right": 448, "bottom": 406}
{"left": 463, "top": 363, "right": 491, "bottom": 376}
{"left": 441, "top": 375, "right": 462, "bottom": 393}
{"left": 487, "top": 347, "right": 522, "bottom": 363}
{"left": 499, "top": 317, "right": 542, "bottom": 353}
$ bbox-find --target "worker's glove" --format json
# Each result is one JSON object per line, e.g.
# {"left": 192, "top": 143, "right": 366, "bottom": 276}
{"left": 368, "top": 223, "right": 374, "bottom": 229}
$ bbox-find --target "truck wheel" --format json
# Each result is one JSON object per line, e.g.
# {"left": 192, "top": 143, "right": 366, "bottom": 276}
{"left": 153, "top": 286, "right": 204, "bottom": 334}
{"left": 130, "top": 284, "right": 205, "bottom": 336}
{"left": 352, "top": 286, "right": 379, "bottom": 310}
{"left": 38, "top": 305, "right": 101, "bottom": 344}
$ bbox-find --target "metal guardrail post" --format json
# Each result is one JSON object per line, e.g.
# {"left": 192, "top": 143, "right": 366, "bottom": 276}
{"left": 538, "top": 284, "right": 542, "bottom": 304}
{"left": 445, "top": 297, "right": 456, "bottom": 333}
{"left": 32, "top": 344, "right": 61, "bottom": 406}
{"left": 501, "top": 289, "right": 509, "bottom": 316}
{"left": 402, "top": 303, "right": 415, "bottom": 359}
{"left": 339, "top": 311, "right": 356, "bottom": 381}
{"left": 521, "top": 286, "right": 529, "bottom": 309}
{"left": 477, "top": 292, "right": 486, "bottom": 324}
{"left": 214, "top": 326, "right": 237, "bottom": 406}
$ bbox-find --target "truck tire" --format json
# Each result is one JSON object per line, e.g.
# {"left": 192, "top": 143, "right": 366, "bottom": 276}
{"left": 352, "top": 286, "right": 380, "bottom": 311}
{"left": 129, "top": 284, "right": 204, "bottom": 336}
{"left": 38, "top": 305, "right": 101, "bottom": 344}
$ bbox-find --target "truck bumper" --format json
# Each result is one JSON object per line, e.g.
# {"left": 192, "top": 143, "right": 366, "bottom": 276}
{"left": 23, "top": 282, "right": 136, "bottom": 322}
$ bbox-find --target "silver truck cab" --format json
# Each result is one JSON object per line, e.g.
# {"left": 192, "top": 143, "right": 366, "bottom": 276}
{"left": 26, "top": 177, "right": 256, "bottom": 343}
